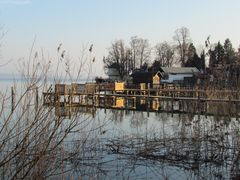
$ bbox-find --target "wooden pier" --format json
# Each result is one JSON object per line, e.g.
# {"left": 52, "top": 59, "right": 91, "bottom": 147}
{"left": 43, "top": 83, "right": 240, "bottom": 117}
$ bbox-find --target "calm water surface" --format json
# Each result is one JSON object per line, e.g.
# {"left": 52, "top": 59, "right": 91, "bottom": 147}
{"left": 1, "top": 79, "right": 240, "bottom": 179}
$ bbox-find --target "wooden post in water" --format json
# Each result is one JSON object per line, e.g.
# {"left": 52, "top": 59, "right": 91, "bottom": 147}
{"left": 179, "top": 99, "right": 182, "bottom": 111}
{"left": 104, "top": 87, "right": 106, "bottom": 113}
{"left": 197, "top": 91, "right": 200, "bottom": 115}
{"left": 92, "top": 90, "right": 95, "bottom": 108}
{"left": 180, "top": 99, "right": 183, "bottom": 113}
{"left": 171, "top": 91, "right": 174, "bottom": 117}
{"left": 11, "top": 87, "right": 15, "bottom": 113}
{"left": 125, "top": 90, "right": 128, "bottom": 114}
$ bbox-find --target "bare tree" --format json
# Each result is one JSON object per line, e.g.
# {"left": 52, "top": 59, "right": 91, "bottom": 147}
{"left": 130, "top": 36, "right": 151, "bottom": 69}
{"left": 173, "top": 27, "right": 191, "bottom": 66}
{"left": 103, "top": 37, "right": 151, "bottom": 78}
{"left": 155, "top": 41, "right": 175, "bottom": 67}
{"left": 103, "top": 40, "right": 131, "bottom": 79}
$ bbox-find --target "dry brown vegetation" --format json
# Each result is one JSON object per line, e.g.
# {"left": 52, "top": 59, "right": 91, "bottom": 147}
{"left": 0, "top": 44, "right": 105, "bottom": 179}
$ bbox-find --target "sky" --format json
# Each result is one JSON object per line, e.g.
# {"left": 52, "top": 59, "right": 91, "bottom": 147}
{"left": 0, "top": 0, "right": 240, "bottom": 78}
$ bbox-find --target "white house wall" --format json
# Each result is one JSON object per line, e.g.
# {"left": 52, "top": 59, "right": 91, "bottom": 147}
{"left": 161, "top": 74, "right": 193, "bottom": 83}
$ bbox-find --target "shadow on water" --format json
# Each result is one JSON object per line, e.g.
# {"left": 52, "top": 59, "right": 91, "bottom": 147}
{"left": 48, "top": 97, "right": 240, "bottom": 179}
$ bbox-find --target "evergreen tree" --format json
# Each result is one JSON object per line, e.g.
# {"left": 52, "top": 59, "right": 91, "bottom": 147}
{"left": 215, "top": 42, "right": 225, "bottom": 66}
{"left": 184, "top": 43, "right": 205, "bottom": 72}
{"left": 209, "top": 41, "right": 224, "bottom": 68}
{"left": 223, "top": 38, "right": 235, "bottom": 65}
{"left": 186, "top": 43, "right": 196, "bottom": 60}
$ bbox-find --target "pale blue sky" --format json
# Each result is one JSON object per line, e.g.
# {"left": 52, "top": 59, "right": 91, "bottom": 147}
{"left": 0, "top": 0, "right": 240, "bottom": 76}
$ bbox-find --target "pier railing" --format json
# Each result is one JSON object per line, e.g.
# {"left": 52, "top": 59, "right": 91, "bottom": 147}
{"left": 42, "top": 83, "right": 240, "bottom": 118}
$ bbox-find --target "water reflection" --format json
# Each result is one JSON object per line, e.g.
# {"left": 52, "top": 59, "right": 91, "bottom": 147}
{"left": 109, "top": 114, "right": 240, "bottom": 179}
{"left": 47, "top": 100, "right": 240, "bottom": 179}
{"left": 55, "top": 106, "right": 96, "bottom": 118}
{"left": 53, "top": 94, "right": 239, "bottom": 120}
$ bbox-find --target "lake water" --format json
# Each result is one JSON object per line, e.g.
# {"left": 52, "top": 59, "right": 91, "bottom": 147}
{"left": 1, "top": 79, "right": 240, "bottom": 179}
{"left": 60, "top": 108, "right": 239, "bottom": 179}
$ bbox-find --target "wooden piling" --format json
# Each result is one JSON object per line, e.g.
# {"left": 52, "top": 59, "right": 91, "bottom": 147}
{"left": 179, "top": 99, "right": 182, "bottom": 111}
{"left": 104, "top": 87, "right": 106, "bottom": 112}
{"left": 92, "top": 91, "right": 95, "bottom": 108}
{"left": 125, "top": 90, "right": 128, "bottom": 114}
{"left": 197, "top": 92, "right": 200, "bottom": 115}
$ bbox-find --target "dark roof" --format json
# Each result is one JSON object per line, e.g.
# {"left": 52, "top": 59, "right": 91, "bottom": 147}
{"left": 131, "top": 71, "right": 153, "bottom": 84}
{"left": 131, "top": 71, "right": 153, "bottom": 78}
